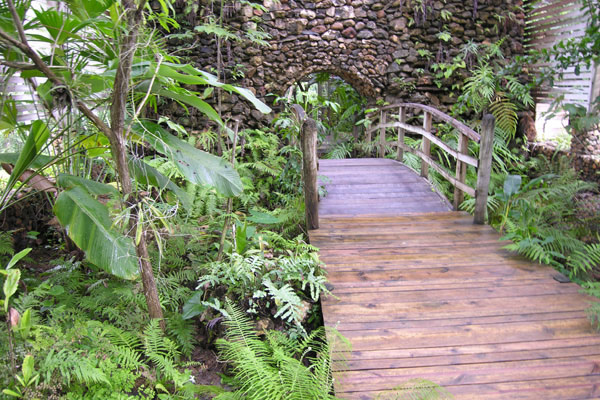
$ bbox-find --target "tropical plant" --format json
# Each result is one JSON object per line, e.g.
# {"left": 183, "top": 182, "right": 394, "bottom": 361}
{"left": 462, "top": 159, "right": 599, "bottom": 279}
{"left": 0, "top": 0, "right": 270, "bottom": 324}
{"left": 213, "top": 302, "right": 350, "bottom": 400}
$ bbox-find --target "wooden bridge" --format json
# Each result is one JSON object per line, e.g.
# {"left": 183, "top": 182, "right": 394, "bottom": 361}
{"left": 299, "top": 105, "right": 600, "bottom": 399}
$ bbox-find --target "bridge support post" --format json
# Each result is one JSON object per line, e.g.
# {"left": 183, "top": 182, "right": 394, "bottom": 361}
{"left": 379, "top": 110, "right": 386, "bottom": 158}
{"left": 396, "top": 107, "right": 406, "bottom": 162}
{"left": 454, "top": 134, "right": 469, "bottom": 209}
{"left": 302, "top": 118, "right": 319, "bottom": 230}
{"left": 421, "top": 111, "right": 432, "bottom": 178}
{"left": 474, "top": 114, "right": 495, "bottom": 224}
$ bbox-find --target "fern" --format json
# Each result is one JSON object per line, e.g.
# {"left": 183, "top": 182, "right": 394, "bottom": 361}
{"left": 40, "top": 349, "right": 110, "bottom": 386}
{"left": 262, "top": 279, "right": 304, "bottom": 326}
{"left": 166, "top": 312, "right": 197, "bottom": 357}
{"left": 489, "top": 98, "right": 518, "bottom": 140}
{"left": 325, "top": 142, "right": 352, "bottom": 159}
{"left": 143, "top": 319, "right": 190, "bottom": 387}
{"left": 567, "top": 242, "right": 600, "bottom": 274}
{"left": 0, "top": 231, "right": 14, "bottom": 257}
{"left": 215, "top": 302, "right": 345, "bottom": 400}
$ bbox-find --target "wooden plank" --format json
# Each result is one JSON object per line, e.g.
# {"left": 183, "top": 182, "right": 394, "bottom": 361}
{"left": 396, "top": 106, "right": 405, "bottom": 161}
{"left": 454, "top": 133, "right": 469, "bottom": 209}
{"left": 336, "top": 355, "right": 600, "bottom": 392}
{"left": 323, "top": 283, "right": 581, "bottom": 306}
{"left": 308, "top": 159, "right": 600, "bottom": 399}
{"left": 474, "top": 114, "right": 494, "bottom": 224}
{"left": 325, "top": 294, "right": 593, "bottom": 323}
{"left": 345, "top": 344, "right": 600, "bottom": 371}
{"left": 335, "top": 311, "right": 589, "bottom": 332}
{"left": 355, "top": 376, "right": 600, "bottom": 400}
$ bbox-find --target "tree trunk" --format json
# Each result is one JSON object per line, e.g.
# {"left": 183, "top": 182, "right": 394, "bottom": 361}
{"left": 109, "top": 0, "right": 164, "bottom": 326}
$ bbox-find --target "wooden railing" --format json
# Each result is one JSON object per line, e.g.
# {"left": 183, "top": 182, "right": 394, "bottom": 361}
{"left": 365, "top": 103, "right": 495, "bottom": 224}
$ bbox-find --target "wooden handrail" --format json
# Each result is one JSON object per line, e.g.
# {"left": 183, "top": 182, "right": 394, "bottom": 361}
{"left": 366, "top": 103, "right": 495, "bottom": 224}
{"left": 373, "top": 103, "right": 480, "bottom": 142}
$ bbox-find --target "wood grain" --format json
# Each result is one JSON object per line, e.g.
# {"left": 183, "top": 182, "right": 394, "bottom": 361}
{"left": 309, "top": 159, "right": 600, "bottom": 399}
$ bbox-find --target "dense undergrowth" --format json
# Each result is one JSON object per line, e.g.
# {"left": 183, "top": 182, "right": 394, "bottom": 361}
{"left": 1, "top": 0, "right": 599, "bottom": 399}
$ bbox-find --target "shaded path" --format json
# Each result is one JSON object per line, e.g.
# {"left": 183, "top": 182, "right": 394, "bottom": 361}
{"left": 309, "top": 158, "right": 600, "bottom": 400}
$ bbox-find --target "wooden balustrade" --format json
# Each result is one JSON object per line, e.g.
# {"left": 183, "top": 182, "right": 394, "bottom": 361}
{"left": 366, "top": 103, "right": 495, "bottom": 224}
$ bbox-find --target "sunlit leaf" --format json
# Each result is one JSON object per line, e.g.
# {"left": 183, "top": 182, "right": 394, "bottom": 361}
{"left": 54, "top": 187, "right": 138, "bottom": 280}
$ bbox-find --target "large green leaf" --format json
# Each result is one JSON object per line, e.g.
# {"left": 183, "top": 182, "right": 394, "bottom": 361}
{"left": 134, "top": 79, "right": 223, "bottom": 127}
{"left": 2, "top": 269, "right": 20, "bottom": 312}
{"left": 157, "top": 63, "right": 271, "bottom": 114}
{"left": 57, "top": 174, "right": 119, "bottom": 197}
{"left": 3, "top": 121, "right": 52, "bottom": 198}
{"left": 64, "top": 0, "right": 115, "bottom": 20}
{"left": 0, "top": 153, "right": 55, "bottom": 169}
{"left": 131, "top": 62, "right": 271, "bottom": 115}
{"left": 54, "top": 187, "right": 138, "bottom": 280}
{"left": 503, "top": 174, "right": 522, "bottom": 198}
{"left": 128, "top": 157, "right": 192, "bottom": 211}
{"left": 133, "top": 121, "right": 243, "bottom": 197}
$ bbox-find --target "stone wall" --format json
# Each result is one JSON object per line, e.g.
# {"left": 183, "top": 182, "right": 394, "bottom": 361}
{"left": 168, "top": 0, "right": 525, "bottom": 127}
{"left": 530, "top": 142, "right": 600, "bottom": 184}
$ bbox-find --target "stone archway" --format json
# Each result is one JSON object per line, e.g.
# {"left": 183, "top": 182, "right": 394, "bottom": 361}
{"left": 281, "top": 65, "right": 376, "bottom": 100}
{"left": 174, "top": 0, "right": 525, "bottom": 125}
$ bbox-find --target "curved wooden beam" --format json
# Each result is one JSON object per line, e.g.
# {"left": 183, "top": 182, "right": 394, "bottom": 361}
{"left": 377, "top": 103, "right": 480, "bottom": 142}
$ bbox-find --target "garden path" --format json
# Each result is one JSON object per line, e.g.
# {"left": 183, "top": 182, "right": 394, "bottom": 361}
{"left": 309, "top": 158, "right": 600, "bottom": 400}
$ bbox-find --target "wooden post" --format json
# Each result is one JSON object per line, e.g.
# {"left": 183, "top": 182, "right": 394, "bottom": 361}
{"left": 453, "top": 133, "right": 469, "bottom": 210}
{"left": 474, "top": 114, "right": 495, "bottom": 224}
{"left": 421, "top": 111, "right": 432, "bottom": 178}
{"left": 396, "top": 106, "right": 406, "bottom": 162}
{"left": 379, "top": 110, "right": 386, "bottom": 158}
{"left": 302, "top": 118, "right": 319, "bottom": 230}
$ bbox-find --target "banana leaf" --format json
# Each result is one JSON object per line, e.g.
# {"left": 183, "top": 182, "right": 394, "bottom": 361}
{"left": 54, "top": 187, "right": 138, "bottom": 280}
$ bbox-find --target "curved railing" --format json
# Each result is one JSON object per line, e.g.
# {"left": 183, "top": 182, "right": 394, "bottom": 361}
{"left": 365, "top": 103, "right": 495, "bottom": 224}
{"left": 296, "top": 102, "right": 495, "bottom": 228}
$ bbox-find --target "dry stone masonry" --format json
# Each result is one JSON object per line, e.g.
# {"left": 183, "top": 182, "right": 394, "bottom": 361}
{"left": 169, "top": 0, "right": 525, "bottom": 126}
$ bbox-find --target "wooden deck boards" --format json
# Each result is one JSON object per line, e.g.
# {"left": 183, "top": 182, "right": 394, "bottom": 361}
{"left": 309, "top": 159, "right": 600, "bottom": 400}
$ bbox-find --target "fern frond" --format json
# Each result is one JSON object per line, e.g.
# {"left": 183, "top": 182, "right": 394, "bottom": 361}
{"left": 0, "top": 231, "right": 14, "bottom": 256}
{"left": 263, "top": 279, "right": 303, "bottom": 325}
{"left": 489, "top": 98, "right": 518, "bottom": 140}
{"left": 568, "top": 242, "right": 600, "bottom": 274}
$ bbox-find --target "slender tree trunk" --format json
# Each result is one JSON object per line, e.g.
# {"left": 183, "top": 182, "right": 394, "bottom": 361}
{"left": 109, "top": 0, "right": 164, "bottom": 326}
{"left": 4, "top": 0, "right": 164, "bottom": 326}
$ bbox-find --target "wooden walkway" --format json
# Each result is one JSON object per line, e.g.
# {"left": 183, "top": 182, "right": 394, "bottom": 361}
{"left": 309, "top": 158, "right": 600, "bottom": 400}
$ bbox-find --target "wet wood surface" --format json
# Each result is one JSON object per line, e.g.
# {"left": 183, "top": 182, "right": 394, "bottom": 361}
{"left": 310, "top": 158, "right": 600, "bottom": 400}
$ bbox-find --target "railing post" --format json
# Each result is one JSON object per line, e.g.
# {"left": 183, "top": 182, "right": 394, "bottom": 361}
{"left": 379, "top": 110, "right": 386, "bottom": 158}
{"left": 474, "top": 114, "right": 495, "bottom": 225}
{"left": 302, "top": 118, "right": 319, "bottom": 230}
{"left": 421, "top": 111, "right": 432, "bottom": 178}
{"left": 453, "top": 133, "right": 469, "bottom": 210}
{"left": 396, "top": 106, "right": 406, "bottom": 162}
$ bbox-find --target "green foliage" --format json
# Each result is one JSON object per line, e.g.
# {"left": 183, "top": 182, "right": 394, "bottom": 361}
{"left": 474, "top": 159, "right": 599, "bottom": 279}
{"left": 214, "top": 303, "right": 349, "bottom": 400}
{"left": 54, "top": 186, "right": 139, "bottom": 280}
{"left": 190, "top": 251, "right": 328, "bottom": 328}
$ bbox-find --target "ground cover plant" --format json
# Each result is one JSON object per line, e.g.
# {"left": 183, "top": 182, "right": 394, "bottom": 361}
{"left": 0, "top": 0, "right": 336, "bottom": 398}
{"left": 1, "top": 0, "right": 599, "bottom": 398}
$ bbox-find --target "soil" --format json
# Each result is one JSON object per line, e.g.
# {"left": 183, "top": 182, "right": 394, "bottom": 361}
{"left": 190, "top": 347, "right": 225, "bottom": 389}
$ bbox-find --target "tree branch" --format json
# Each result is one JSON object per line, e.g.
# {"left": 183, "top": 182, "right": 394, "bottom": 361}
{"left": 0, "top": 13, "right": 115, "bottom": 144}
{"left": 0, "top": 60, "right": 37, "bottom": 70}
